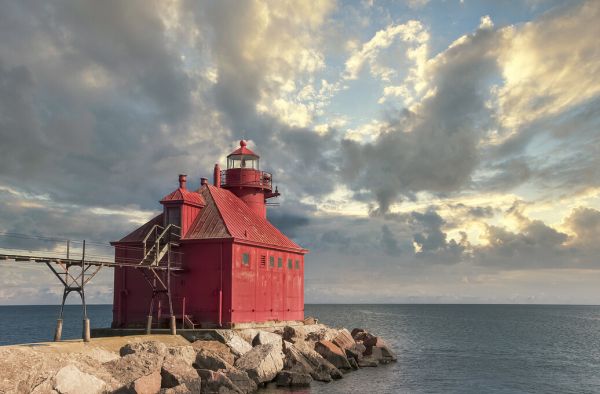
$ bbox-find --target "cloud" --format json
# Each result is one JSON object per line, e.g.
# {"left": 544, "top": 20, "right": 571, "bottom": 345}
{"left": 340, "top": 25, "right": 501, "bottom": 212}
{"left": 495, "top": 1, "right": 600, "bottom": 131}
{"left": 344, "top": 20, "right": 429, "bottom": 82}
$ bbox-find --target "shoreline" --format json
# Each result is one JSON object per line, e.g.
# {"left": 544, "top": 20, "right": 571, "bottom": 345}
{"left": 0, "top": 321, "right": 397, "bottom": 393}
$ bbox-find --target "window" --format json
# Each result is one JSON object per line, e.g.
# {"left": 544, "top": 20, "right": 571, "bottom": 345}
{"left": 165, "top": 207, "right": 181, "bottom": 227}
{"left": 288, "top": 258, "right": 293, "bottom": 269}
{"left": 277, "top": 257, "right": 283, "bottom": 268}
{"left": 269, "top": 256, "right": 275, "bottom": 267}
{"left": 242, "top": 253, "right": 250, "bottom": 266}
{"left": 295, "top": 260, "right": 300, "bottom": 269}
{"left": 260, "top": 255, "right": 266, "bottom": 268}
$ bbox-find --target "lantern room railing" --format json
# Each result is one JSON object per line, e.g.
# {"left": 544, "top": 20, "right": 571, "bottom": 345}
{"left": 220, "top": 169, "right": 272, "bottom": 189}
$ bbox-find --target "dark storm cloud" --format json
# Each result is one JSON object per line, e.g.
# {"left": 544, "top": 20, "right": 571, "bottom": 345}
{"left": 339, "top": 27, "right": 501, "bottom": 213}
{"left": 0, "top": 0, "right": 200, "bottom": 210}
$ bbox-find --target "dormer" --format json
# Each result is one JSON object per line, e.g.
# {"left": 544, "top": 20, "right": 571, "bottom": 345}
{"left": 160, "top": 174, "right": 206, "bottom": 236}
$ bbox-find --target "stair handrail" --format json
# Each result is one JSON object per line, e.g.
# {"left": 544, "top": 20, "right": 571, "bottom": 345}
{"left": 142, "top": 224, "right": 164, "bottom": 257}
{"left": 152, "top": 224, "right": 182, "bottom": 266}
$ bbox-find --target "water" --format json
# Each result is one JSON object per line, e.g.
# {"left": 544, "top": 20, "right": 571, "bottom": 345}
{"left": 1, "top": 304, "right": 600, "bottom": 393}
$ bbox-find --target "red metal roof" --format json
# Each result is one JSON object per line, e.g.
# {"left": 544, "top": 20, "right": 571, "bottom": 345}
{"left": 228, "top": 140, "right": 259, "bottom": 157}
{"left": 185, "top": 185, "right": 304, "bottom": 252}
{"left": 160, "top": 187, "right": 205, "bottom": 207}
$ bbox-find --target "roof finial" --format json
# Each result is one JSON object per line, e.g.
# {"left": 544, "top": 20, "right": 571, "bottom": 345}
{"left": 240, "top": 139, "right": 246, "bottom": 147}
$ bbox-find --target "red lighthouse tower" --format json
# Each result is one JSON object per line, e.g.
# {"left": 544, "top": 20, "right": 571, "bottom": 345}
{"left": 217, "top": 140, "right": 279, "bottom": 218}
{"left": 111, "top": 140, "right": 307, "bottom": 329}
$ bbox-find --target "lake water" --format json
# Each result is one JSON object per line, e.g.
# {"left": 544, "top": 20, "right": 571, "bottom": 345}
{"left": 1, "top": 304, "right": 599, "bottom": 393}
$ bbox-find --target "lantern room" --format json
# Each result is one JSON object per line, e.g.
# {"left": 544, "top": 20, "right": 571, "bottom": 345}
{"left": 219, "top": 140, "right": 279, "bottom": 218}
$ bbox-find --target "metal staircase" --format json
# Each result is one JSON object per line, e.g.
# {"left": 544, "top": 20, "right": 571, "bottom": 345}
{"left": 138, "top": 223, "right": 182, "bottom": 334}
{"left": 141, "top": 224, "right": 181, "bottom": 267}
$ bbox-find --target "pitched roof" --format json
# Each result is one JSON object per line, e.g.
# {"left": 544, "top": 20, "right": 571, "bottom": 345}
{"left": 184, "top": 185, "right": 304, "bottom": 252}
{"left": 160, "top": 187, "right": 205, "bottom": 207}
{"left": 228, "top": 140, "right": 258, "bottom": 157}
{"left": 116, "top": 213, "right": 163, "bottom": 243}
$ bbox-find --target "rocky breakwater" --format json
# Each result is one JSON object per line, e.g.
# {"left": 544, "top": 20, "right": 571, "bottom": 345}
{"left": 0, "top": 321, "right": 396, "bottom": 393}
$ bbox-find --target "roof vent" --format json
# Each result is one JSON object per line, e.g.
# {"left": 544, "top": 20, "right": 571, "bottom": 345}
{"left": 179, "top": 174, "right": 187, "bottom": 190}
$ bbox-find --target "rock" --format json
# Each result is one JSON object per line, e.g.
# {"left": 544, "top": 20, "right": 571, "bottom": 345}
{"left": 84, "top": 348, "right": 120, "bottom": 363}
{"left": 303, "top": 325, "right": 339, "bottom": 343}
{"left": 236, "top": 329, "right": 259, "bottom": 345}
{"left": 31, "top": 379, "right": 57, "bottom": 394}
{"left": 214, "top": 330, "right": 253, "bottom": 358}
{"left": 192, "top": 340, "right": 236, "bottom": 365}
{"left": 357, "top": 359, "right": 378, "bottom": 368}
{"left": 121, "top": 341, "right": 168, "bottom": 358}
{"left": 364, "top": 337, "right": 397, "bottom": 362}
{"left": 160, "top": 384, "right": 191, "bottom": 393}
{"left": 105, "top": 352, "right": 164, "bottom": 392}
{"left": 294, "top": 341, "right": 343, "bottom": 380}
{"left": 332, "top": 329, "right": 355, "bottom": 351}
{"left": 347, "top": 357, "right": 359, "bottom": 370}
{"left": 251, "top": 331, "right": 283, "bottom": 348}
{"left": 282, "top": 341, "right": 330, "bottom": 383}
{"left": 350, "top": 328, "right": 364, "bottom": 339}
{"left": 275, "top": 371, "right": 312, "bottom": 387}
{"left": 166, "top": 346, "right": 197, "bottom": 366}
{"left": 354, "top": 331, "right": 377, "bottom": 346}
{"left": 161, "top": 356, "right": 202, "bottom": 392}
{"left": 53, "top": 364, "right": 106, "bottom": 394}
{"left": 234, "top": 343, "right": 284, "bottom": 385}
{"left": 303, "top": 317, "right": 318, "bottom": 325}
{"left": 314, "top": 340, "right": 352, "bottom": 371}
{"left": 221, "top": 368, "right": 258, "bottom": 394}
{"left": 132, "top": 370, "right": 162, "bottom": 394}
{"left": 196, "top": 369, "right": 243, "bottom": 394}
{"left": 194, "top": 348, "right": 232, "bottom": 371}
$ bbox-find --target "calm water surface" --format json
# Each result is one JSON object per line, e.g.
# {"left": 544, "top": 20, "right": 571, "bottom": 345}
{"left": 1, "top": 304, "right": 599, "bottom": 393}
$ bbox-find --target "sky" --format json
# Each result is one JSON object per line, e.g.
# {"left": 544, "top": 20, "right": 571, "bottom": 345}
{"left": 0, "top": 0, "right": 599, "bottom": 305}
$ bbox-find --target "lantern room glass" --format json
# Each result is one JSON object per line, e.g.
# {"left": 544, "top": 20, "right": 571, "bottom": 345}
{"left": 227, "top": 154, "right": 259, "bottom": 170}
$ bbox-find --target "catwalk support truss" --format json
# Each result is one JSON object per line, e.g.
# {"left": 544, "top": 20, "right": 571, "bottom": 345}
{"left": 0, "top": 226, "right": 183, "bottom": 342}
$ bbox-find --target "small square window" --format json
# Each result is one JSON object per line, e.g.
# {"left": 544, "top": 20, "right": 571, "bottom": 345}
{"left": 277, "top": 257, "right": 282, "bottom": 268}
{"left": 295, "top": 260, "right": 300, "bottom": 269}
{"left": 242, "top": 253, "right": 250, "bottom": 266}
{"left": 288, "top": 258, "right": 293, "bottom": 269}
{"left": 269, "top": 256, "right": 275, "bottom": 267}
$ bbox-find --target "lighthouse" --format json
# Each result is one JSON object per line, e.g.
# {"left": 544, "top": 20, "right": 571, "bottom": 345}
{"left": 217, "top": 140, "right": 280, "bottom": 218}
{"left": 111, "top": 140, "right": 307, "bottom": 329}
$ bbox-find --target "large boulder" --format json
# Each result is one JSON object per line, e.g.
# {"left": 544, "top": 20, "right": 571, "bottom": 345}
{"left": 196, "top": 369, "right": 243, "bottom": 394}
{"left": 105, "top": 352, "right": 164, "bottom": 393}
{"left": 275, "top": 371, "right": 312, "bottom": 387}
{"left": 332, "top": 329, "right": 355, "bottom": 351}
{"left": 194, "top": 349, "right": 232, "bottom": 371}
{"left": 281, "top": 326, "right": 307, "bottom": 343}
{"left": 282, "top": 341, "right": 330, "bottom": 383}
{"left": 357, "top": 359, "right": 378, "bottom": 368}
{"left": 293, "top": 341, "right": 343, "bottom": 380}
{"left": 160, "top": 384, "right": 191, "bottom": 394}
{"left": 192, "top": 341, "right": 235, "bottom": 365}
{"left": 220, "top": 368, "right": 258, "bottom": 394}
{"left": 53, "top": 364, "right": 106, "bottom": 394}
{"left": 234, "top": 343, "right": 284, "bottom": 385}
{"left": 363, "top": 337, "right": 397, "bottom": 363}
{"left": 161, "top": 356, "right": 202, "bottom": 392}
{"left": 214, "top": 330, "right": 253, "bottom": 358}
{"left": 314, "top": 340, "right": 352, "bottom": 371}
{"left": 132, "top": 371, "right": 162, "bottom": 394}
{"left": 120, "top": 341, "right": 168, "bottom": 358}
{"left": 166, "top": 346, "right": 197, "bottom": 366}
{"left": 251, "top": 331, "right": 283, "bottom": 348}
